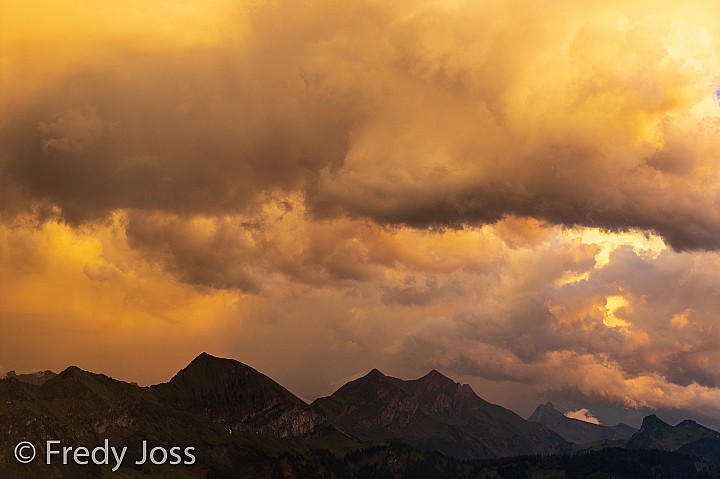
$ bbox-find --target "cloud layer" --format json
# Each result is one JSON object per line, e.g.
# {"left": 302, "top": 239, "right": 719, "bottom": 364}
{"left": 3, "top": 0, "right": 720, "bottom": 247}
{"left": 2, "top": 0, "right": 720, "bottom": 426}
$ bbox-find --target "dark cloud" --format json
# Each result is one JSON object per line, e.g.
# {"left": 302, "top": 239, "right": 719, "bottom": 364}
{"left": 1, "top": 47, "right": 352, "bottom": 223}
{"left": 380, "top": 276, "right": 466, "bottom": 307}
{"left": 125, "top": 212, "right": 263, "bottom": 292}
{"left": 3, "top": 0, "right": 720, "bottom": 251}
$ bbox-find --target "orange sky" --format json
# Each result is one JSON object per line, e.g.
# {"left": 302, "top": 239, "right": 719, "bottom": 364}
{"left": 2, "top": 0, "right": 720, "bottom": 427}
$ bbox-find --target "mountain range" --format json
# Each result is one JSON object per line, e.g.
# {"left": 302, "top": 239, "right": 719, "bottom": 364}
{"left": 627, "top": 414, "right": 720, "bottom": 464}
{"left": 312, "top": 368, "right": 569, "bottom": 459}
{"left": 2, "top": 353, "right": 719, "bottom": 478}
{"left": 528, "top": 402, "right": 636, "bottom": 444}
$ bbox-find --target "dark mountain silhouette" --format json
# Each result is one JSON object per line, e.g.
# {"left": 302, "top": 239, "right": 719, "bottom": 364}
{"left": 0, "top": 354, "right": 355, "bottom": 479}
{"left": 528, "top": 402, "right": 636, "bottom": 444}
{"left": 2, "top": 354, "right": 719, "bottom": 478}
{"left": 312, "top": 368, "right": 571, "bottom": 459}
{"left": 627, "top": 414, "right": 720, "bottom": 463}
{"left": 151, "top": 352, "right": 324, "bottom": 438}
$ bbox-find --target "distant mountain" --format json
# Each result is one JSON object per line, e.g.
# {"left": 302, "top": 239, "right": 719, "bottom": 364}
{"left": 627, "top": 414, "right": 720, "bottom": 463}
{"left": 312, "top": 368, "right": 570, "bottom": 459}
{"left": 528, "top": 402, "right": 636, "bottom": 444}
{"left": 628, "top": 414, "right": 720, "bottom": 451}
{"left": 4, "top": 369, "right": 57, "bottom": 385}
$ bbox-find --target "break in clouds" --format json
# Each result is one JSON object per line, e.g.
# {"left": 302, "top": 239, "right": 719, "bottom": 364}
{"left": 2, "top": 0, "right": 720, "bottom": 424}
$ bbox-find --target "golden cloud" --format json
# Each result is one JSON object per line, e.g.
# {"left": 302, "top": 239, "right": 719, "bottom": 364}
{"left": 2, "top": 0, "right": 720, "bottom": 425}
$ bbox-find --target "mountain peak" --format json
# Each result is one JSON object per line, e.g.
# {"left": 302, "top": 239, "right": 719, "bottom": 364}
{"left": 156, "top": 353, "right": 322, "bottom": 438}
{"left": 169, "top": 353, "right": 274, "bottom": 392}
{"left": 412, "top": 369, "right": 455, "bottom": 390}
{"left": 629, "top": 414, "right": 719, "bottom": 453}
{"left": 422, "top": 369, "right": 452, "bottom": 382}
{"left": 177, "top": 353, "right": 255, "bottom": 381}
{"left": 528, "top": 402, "right": 565, "bottom": 423}
{"left": 52, "top": 365, "right": 93, "bottom": 381}
{"left": 354, "top": 368, "right": 392, "bottom": 386}
{"left": 189, "top": 351, "right": 226, "bottom": 365}
{"left": 640, "top": 414, "right": 670, "bottom": 429}
{"left": 315, "top": 367, "right": 570, "bottom": 460}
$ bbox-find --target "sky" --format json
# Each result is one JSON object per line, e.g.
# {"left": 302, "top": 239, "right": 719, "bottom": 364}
{"left": 2, "top": 0, "right": 720, "bottom": 428}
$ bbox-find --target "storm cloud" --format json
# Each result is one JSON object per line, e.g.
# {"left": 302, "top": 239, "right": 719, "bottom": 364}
{"left": 2, "top": 0, "right": 720, "bottom": 427}
{"left": 2, "top": 0, "right": 720, "bottom": 248}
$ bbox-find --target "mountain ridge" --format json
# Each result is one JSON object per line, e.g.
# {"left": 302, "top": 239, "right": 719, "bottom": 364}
{"left": 627, "top": 413, "right": 720, "bottom": 463}
{"left": 3, "top": 353, "right": 720, "bottom": 478}
{"left": 313, "top": 367, "right": 571, "bottom": 460}
{"left": 151, "top": 351, "right": 324, "bottom": 438}
{"left": 528, "top": 401, "right": 637, "bottom": 444}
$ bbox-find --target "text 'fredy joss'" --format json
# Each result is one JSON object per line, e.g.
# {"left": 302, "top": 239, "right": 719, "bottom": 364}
{"left": 42, "top": 440, "right": 195, "bottom": 473}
